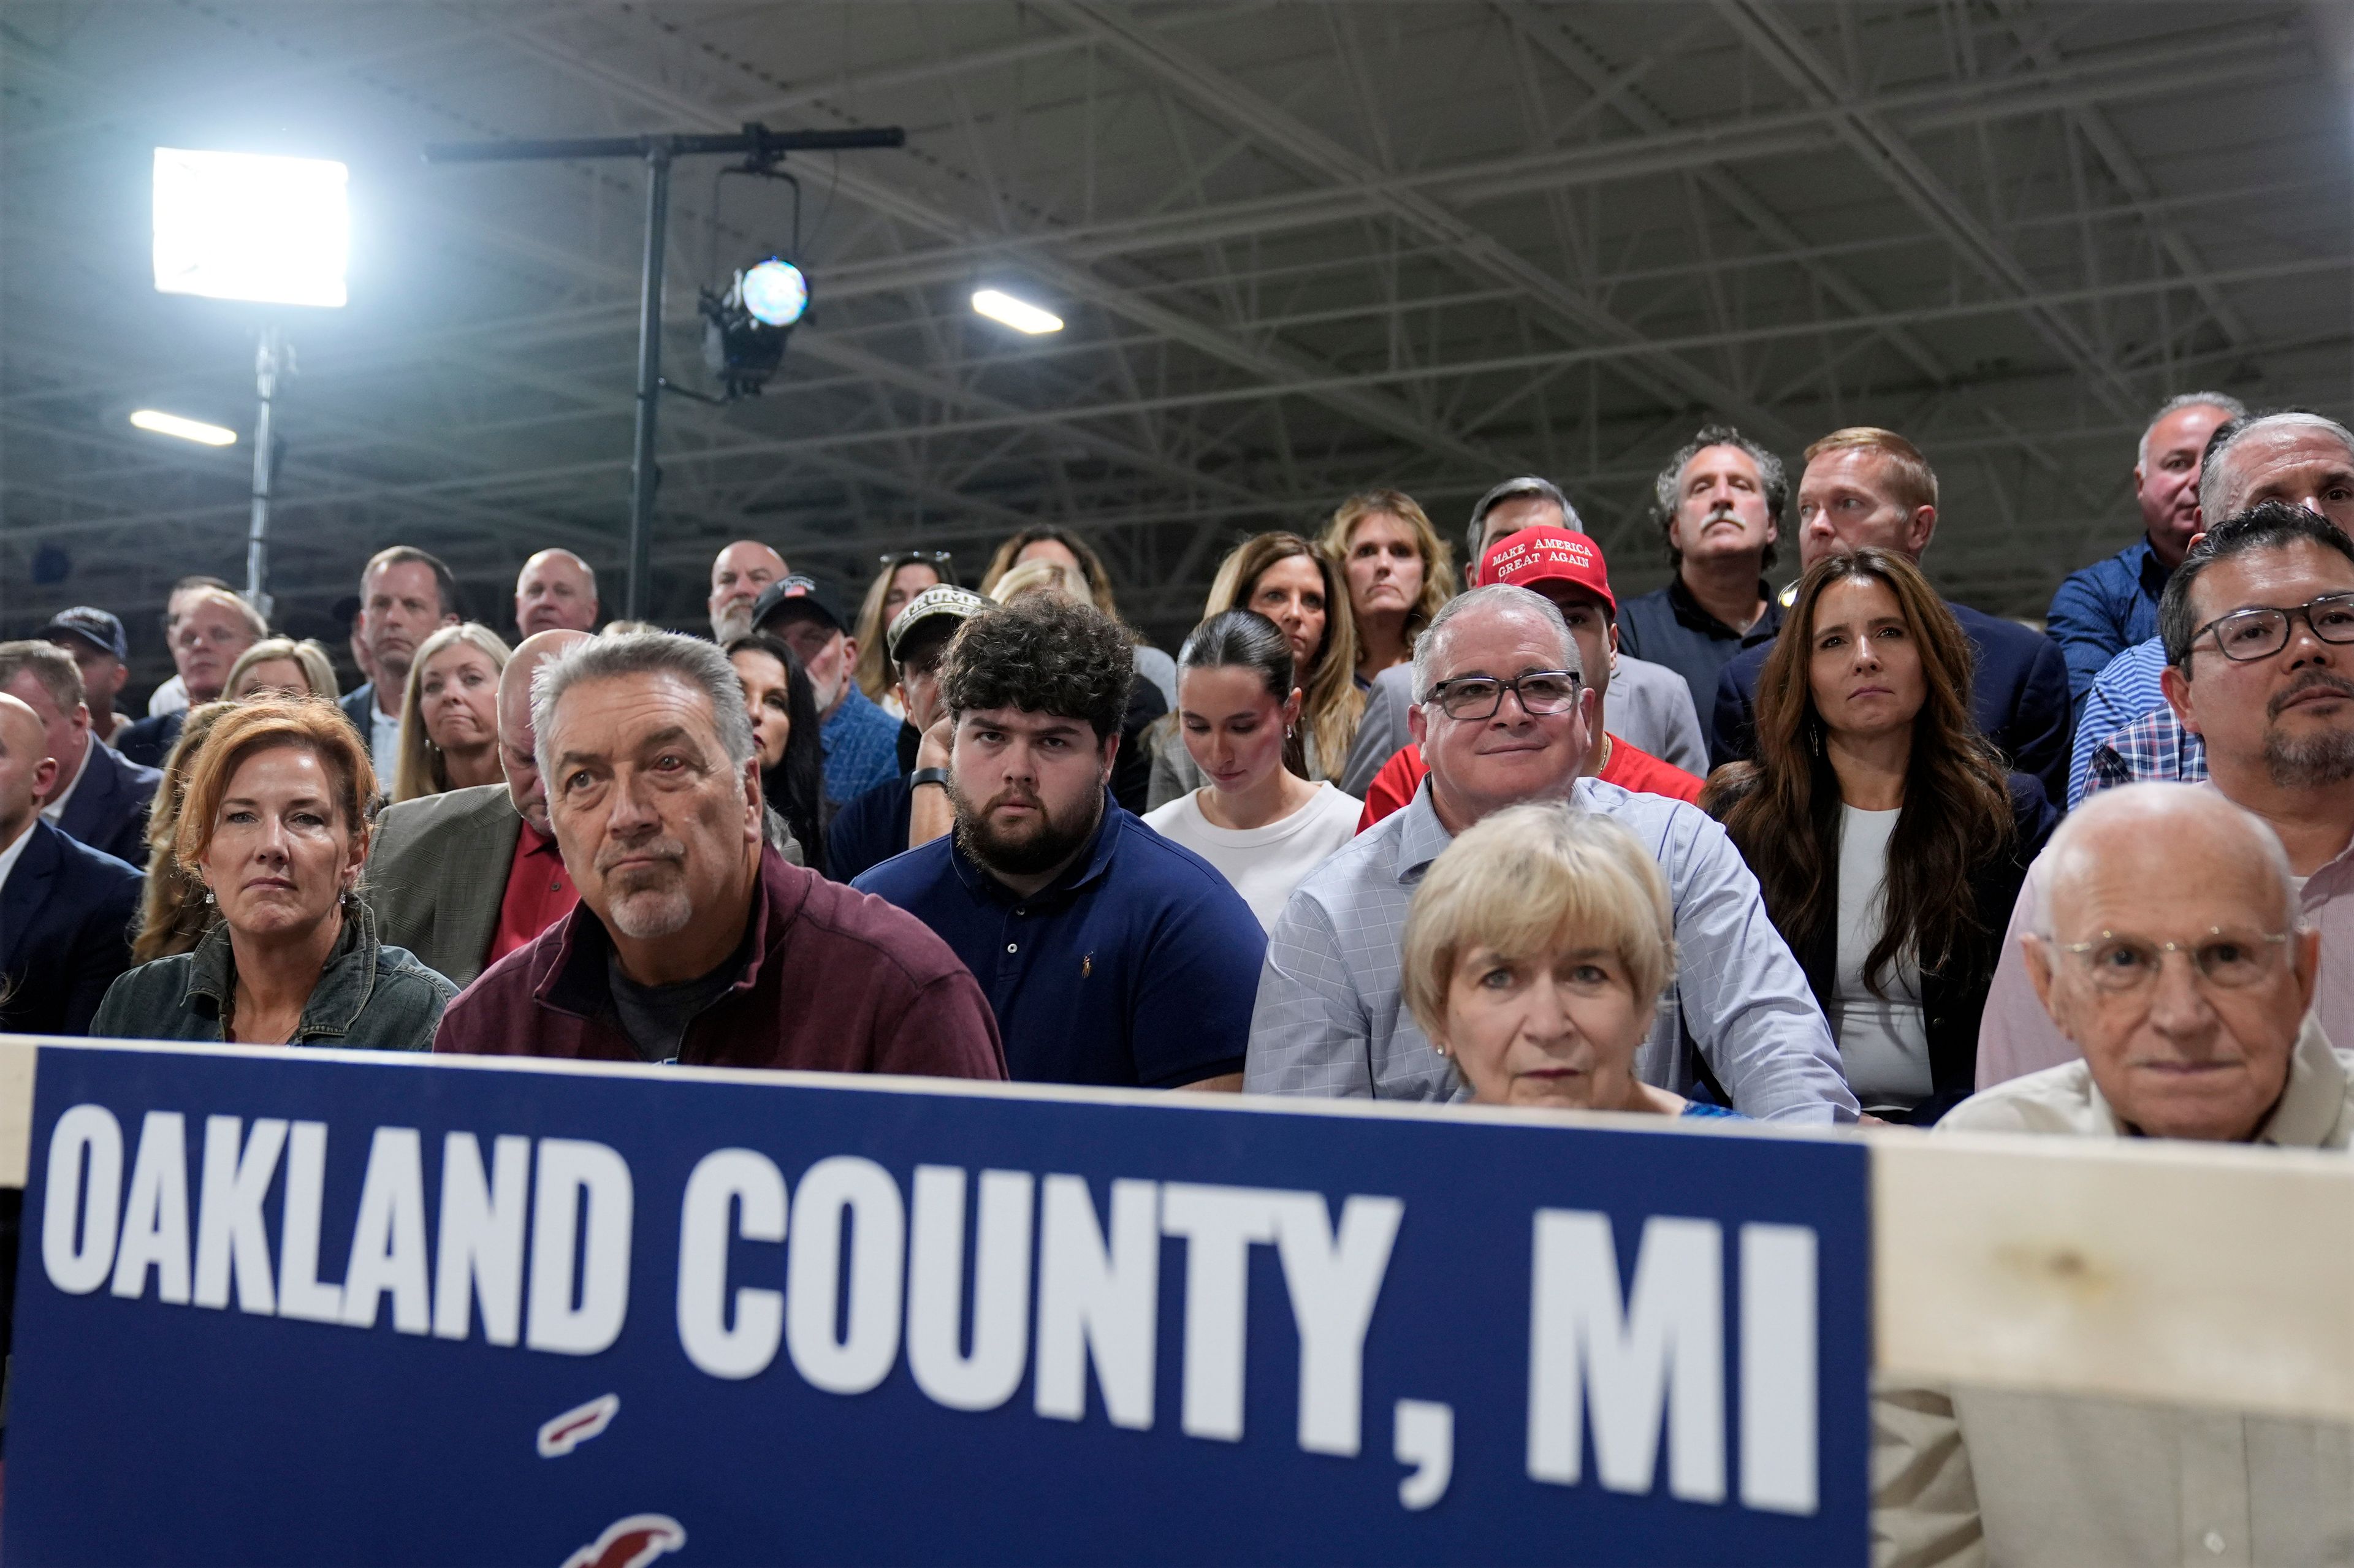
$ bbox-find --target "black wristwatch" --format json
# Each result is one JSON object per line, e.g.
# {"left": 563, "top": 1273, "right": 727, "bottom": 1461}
{"left": 909, "top": 767, "right": 951, "bottom": 791}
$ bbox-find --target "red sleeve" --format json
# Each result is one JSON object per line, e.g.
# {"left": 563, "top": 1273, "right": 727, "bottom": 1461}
{"left": 1358, "top": 746, "right": 1426, "bottom": 831}
{"left": 875, "top": 968, "right": 1009, "bottom": 1080}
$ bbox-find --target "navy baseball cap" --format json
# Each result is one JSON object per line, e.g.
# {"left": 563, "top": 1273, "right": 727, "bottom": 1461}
{"left": 752, "top": 574, "right": 848, "bottom": 636}
{"left": 44, "top": 607, "right": 129, "bottom": 662}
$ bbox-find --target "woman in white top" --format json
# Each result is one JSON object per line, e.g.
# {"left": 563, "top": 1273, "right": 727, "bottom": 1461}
{"left": 1701, "top": 548, "right": 2054, "bottom": 1124}
{"left": 1143, "top": 610, "right": 1363, "bottom": 931}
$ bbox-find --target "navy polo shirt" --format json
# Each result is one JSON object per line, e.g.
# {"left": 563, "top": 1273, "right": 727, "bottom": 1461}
{"left": 853, "top": 794, "right": 1266, "bottom": 1087}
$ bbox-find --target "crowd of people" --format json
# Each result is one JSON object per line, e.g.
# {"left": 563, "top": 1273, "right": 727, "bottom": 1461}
{"left": 2, "top": 396, "right": 2352, "bottom": 1558}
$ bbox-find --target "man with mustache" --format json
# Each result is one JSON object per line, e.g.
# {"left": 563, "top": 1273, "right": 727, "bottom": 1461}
{"left": 855, "top": 594, "right": 1267, "bottom": 1089}
{"left": 433, "top": 631, "right": 1003, "bottom": 1078}
{"left": 1979, "top": 502, "right": 2354, "bottom": 1087}
{"left": 340, "top": 547, "right": 461, "bottom": 785}
{"left": 707, "top": 539, "right": 788, "bottom": 644}
{"left": 2045, "top": 392, "right": 2244, "bottom": 716}
{"left": 1616, "top": 425, "right": 1789, "bottom": 753}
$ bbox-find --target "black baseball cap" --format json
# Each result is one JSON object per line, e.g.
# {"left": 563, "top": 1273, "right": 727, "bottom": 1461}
{"left": 44, "top": 607, "right": 129, "bottom": 662}
{"left": 752, "top": 574, "right": 847, "bottom": 636}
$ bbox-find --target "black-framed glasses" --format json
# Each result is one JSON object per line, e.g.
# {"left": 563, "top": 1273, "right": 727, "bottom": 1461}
{"left": 2192, "top": 592, "right": 2354, "bottom": 661}
{"left": 1425, "top": 669, "right": 1581, "bottom": 721}
{"left": 2054, "top": 927, "right": 2291, "bottom": 993}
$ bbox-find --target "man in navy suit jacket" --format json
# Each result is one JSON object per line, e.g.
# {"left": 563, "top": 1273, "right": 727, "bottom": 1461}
{"left": 1707, "top": 427, "right": 2073, "bottom": 801}
{"left": 0, "top": 696, "right": 142, "bottom": 1038}
{"left": 0, "top": 642, "right": 161, "bottom": 867}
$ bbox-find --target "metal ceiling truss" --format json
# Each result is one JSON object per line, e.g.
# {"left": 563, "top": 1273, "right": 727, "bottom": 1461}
{"left": 2, "top": 0, "right": 2347, "bottom": 670}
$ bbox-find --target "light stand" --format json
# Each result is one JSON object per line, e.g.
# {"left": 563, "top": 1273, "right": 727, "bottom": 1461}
{"left": 246, "top": 325, "right": 284, "bottom": 622}
{"left": 422, "top": 124, "right": 907, "bottom": 620}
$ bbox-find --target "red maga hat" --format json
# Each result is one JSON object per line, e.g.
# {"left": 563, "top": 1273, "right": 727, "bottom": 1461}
{"left": 1477, "top": 527, "right": 1614, "bottom": 613}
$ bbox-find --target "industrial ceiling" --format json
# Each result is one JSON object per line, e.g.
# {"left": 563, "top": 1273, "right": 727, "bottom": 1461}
{"left": 3, "top": 1, "right": 2348, "bottom": 673}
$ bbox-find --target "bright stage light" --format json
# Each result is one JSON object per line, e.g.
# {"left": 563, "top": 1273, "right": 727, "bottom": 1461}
{"left": 972, "top": 288, "right": 1063, "bottom": 335}
{"left": 153, "top": 148, "right": 349, "bottom": 308}
{"left": 741, "top": 258, "right": 809, "bottom": 328}
{"left": 129, "top": 409, "right": 237, "bottom": 446}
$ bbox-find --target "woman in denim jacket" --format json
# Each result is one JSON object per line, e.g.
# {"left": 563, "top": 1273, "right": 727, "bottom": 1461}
{"left": 94, "top": 698, "right": 454, "bottom": 1050}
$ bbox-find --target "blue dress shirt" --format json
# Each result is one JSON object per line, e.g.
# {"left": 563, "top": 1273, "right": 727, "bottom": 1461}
{"left": 854, "top": 794, "right": 1267, "bottom": 1087}
{"left": 2046, "top": 538, "right": 2169, "bottom": 706}
{"left": 820, "top": 685, "right": 907, "bottom": 805}
{"left": 2067, "top": 637, "right": 2170, "bottom": 807}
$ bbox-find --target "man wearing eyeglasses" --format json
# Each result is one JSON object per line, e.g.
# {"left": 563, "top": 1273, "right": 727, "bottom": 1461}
{"left": 2071, "top": 409, "right": 2354, "bottom": 803}
{"left": 1245, "top": 582, "right": 1856, "bottom": 1121}
{"left": 1878, "top": 785, "right": 2353, "bottom": 1567}
{"left": 1979, "top": 502, "right": 2354, "bottom": 1090}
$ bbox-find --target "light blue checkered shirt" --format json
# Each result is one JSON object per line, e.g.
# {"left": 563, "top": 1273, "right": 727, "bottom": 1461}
{"left": 2068, "top": 637, "right": 2169, "bottom": 806}
{"left": 1242, "top": 775, "right": 1858, "bottom": 1122}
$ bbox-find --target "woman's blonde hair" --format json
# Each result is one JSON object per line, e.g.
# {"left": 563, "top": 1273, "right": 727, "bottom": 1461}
{"left": 170, "top": 696, "right": 377, "bottom": 878}
{"left": 1203, "top": 532, "right": 1362, "bottom": 777}
{"left": 852, "top": 553, "right": 923, "bottom": 692}
{"left": 990, "top": 557, "right": 1092, "bottom": 607}
{"left": 133, "top": 701, "right": 236, "bottom": 963}
{"left": 1401, "top": 804, "right": 1677, "bottom": 1046}
{"left": 394, "top": 622, "right": 511, "bottom": 802}
{"left": 1320, "top": 490, "right": 1457, "bottom": 652}
{"left": 226, "top": 637, "right": 341, "bottom": 702}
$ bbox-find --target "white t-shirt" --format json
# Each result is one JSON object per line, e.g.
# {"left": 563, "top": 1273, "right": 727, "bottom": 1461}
{"left": 1143, "top": 782, "right": 1363, "bottom": 932}
{"left": 1832, "top": 804, "right": 1932, "bottom": 1111}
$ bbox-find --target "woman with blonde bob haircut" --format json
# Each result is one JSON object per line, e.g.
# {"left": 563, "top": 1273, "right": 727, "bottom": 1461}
{"left": 225, "top": 637, "right": 341, "bottom": 702}
{"left": 1321, "top": 489, "right": 1456, "bottom": 684}
{"left": 394, "top": 622, "right": 511, "bottom": 802}
{"left": 94, "top": 698, "right": 455, "bottom": 1049}
{"left": 1403, "top": 804, "right": 1735, "bottom": 1119}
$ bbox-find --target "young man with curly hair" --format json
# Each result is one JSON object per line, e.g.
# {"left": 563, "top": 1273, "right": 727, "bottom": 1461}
{"left": 854, "top": 594, "right": 1266, "bottom": 1089}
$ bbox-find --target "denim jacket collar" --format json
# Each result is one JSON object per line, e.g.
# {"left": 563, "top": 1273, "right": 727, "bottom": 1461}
{"left": 182, "top": 901, "right": 382, "bottom": 1041}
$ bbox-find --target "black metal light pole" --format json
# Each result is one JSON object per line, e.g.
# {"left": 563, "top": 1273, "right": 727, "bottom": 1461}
{"left": 424, "top": 124, "right": 906, "bottom": 620}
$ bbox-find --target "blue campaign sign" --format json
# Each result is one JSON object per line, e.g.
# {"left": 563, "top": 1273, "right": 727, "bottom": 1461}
{"left": 5, "top": 1041, "right": 1868, "bottom": 1566}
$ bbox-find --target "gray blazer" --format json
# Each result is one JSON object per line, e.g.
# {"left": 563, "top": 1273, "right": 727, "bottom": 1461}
{"left": 364, "top": 783, "right": 519, "bottom": 989}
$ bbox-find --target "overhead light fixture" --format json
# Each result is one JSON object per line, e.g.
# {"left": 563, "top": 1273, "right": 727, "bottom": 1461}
{"left": 701, "top": 259, "right": 809, "bottom": 398}
{"left": 972, "top": 288, "right": 1063, "bottom": 335}
{"left": 739, "top": 257, "right": 810, "bottom": 328}
{"left": 129, "top": 409, "right": 237, "bottom": 446}
{"left": 152, "top": 147, "right": 349, "bottom": 308}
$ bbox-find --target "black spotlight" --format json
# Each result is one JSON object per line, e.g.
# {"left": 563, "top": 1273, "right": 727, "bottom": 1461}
{"left": 701, "top": 257, "right": 809, "bottom": 399}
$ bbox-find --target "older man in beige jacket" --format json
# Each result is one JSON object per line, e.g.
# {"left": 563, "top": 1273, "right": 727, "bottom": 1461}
{"left": 1876, "top": 784, "right": 2354, "bottom": 1567}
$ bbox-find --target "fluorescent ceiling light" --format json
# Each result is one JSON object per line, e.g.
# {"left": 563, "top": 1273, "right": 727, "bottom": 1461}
{"left": 972, "top": 288, "right": 1063, "bottom": 335}
{"left": 130, "top": 409, "right": 237, "bottom": 446}
{"left": 153, "top": 147, "right": 349, "bottom": 308}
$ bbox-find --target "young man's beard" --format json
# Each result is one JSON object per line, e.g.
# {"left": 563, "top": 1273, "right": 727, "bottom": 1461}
{"left": 952, "top": 779, "right": 1104, "bottom": 878}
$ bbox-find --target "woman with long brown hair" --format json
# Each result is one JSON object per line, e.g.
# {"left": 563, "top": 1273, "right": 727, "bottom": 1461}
{"left": 1702, "top": 547, "right": 2054, "bottom": 1124}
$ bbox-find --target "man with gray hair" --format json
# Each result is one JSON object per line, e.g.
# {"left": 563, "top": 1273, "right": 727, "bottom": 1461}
{"left": 1339, "top": 476, "right": 1706, "bottom": 790}
{"left": 1616, "top": 424, "right": 1789, "bottom": 749}
{"left": 1247, "top": 583, "right": 1854, "bottom": 1121}
{"left": 433, "top": 631, "right": 1004, "bottom": 1079}
{"left": 1981, "top": 501, "right": 2354, "bottom": 1089}
{"left": 2070, "top": 408, "right": 2354, "bottom": 803}
{"left": 1877, "top": 785, "right": 2352, "bottom": 1567}
{"left": 2046, "top": 392, "right": 2247, "bottom": 715}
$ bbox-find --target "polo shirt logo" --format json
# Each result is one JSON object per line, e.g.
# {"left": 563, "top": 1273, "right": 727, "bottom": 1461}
{"left": 1081, "top": 954, "right": 1093, "bottom": 980}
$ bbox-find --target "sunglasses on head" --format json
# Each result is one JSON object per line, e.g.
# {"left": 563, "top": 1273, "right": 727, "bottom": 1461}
{"left": 880, "top": 550, "right": 956, "bottom": 585}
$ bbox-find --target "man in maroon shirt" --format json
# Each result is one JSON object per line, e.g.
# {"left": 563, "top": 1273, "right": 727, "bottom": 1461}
{"left": 368, "top": 629, "right": 591, "bottom": 988}
{"left": 433, "top": 631, "right": 1005, "bottom": 1078}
